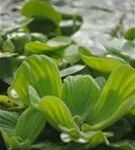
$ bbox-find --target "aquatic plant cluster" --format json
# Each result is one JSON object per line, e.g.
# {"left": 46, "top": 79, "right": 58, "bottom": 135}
{"left": 0, "top": 0, "right": 135, "bottom": 149}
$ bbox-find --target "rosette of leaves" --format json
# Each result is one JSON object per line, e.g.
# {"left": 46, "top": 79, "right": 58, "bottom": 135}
{"left": 0, "top": 55, "right": 135, "bottom": 149}
{"left": 0, "top": 0, "right": 83, "bottom": 86}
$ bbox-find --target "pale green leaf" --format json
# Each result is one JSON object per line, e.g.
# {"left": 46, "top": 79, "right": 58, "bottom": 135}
{"left": 25, "top": 42, "right": 54, "bottom": 54}
{"left": 60, "top": 64, "right": 85, "bottom": 78}
{"left": 28, "top": 86, "right": 40, "bottom": 109}
{"left": 80, "top": 131, "right": 111, "bottom": 148}
{"left": 14, "top": 107, "right": 45, "bottom": 144}
{"left": 80, "top": 54, "right": 126, "bottom": 73}
{"left": 47, "top": 36, "right": 71, "bottom": 47}
{"left": 103, "top": 38, "right": 135, "bottom": 60}
{"left": 89, "top": 65, "right": 135, "bottom": 130}
{"left": 31, "top": 32, "right": 48, "bottom": 42}
{"left": 62, "top": 75, "right": 100, "bottom": 121}
{"left": 63, "top": 45, "right": 80, "bottom": 65}
{"left": 25, "top": 36, "right": 71, "bottom": 54}
{"left": 39, "top": 96, "right": 78, "bottom": 131}
{"left": 95, "top": 77, "right": 106, "bottom": 91}
{"left": 8, "top": 55, "right": 62, "bottom": 105}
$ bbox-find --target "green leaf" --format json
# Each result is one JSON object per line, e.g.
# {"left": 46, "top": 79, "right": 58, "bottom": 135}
{"left": 14, "top": 107, "right": 45, "bottom": 144}
{"left": 28, "top": 86, "right": 40, "bottom": 109}
{"left": 89, "top": 65, "right": 135, "bottom": 130}
{"left": 80, "top": 54, "right": 126, "bottom": 73}
{"left": 39, "top": 96, "right": 78, "bottom": 131}
{"left": 79, "top": 46, "right": 93, "bottom": 56}
{"left": 121, "top": 41, "right": 135, "bottom": 60}
{"left": 31, "top": 33, "right": 48, "bottom": 42}
{"left": 8, "top": 55, "right": 62, "bottom": 106}
{"left": 124, "top": 27, "right": 135, "bottom": 41}
{"left": 60, "top": 64, "right": 85, "bottom": 78}
{"left": 111, "top": 140, "right": 135, "bottom": 150}
{"left": 80, "top": 131, "right": 111, "bottom": 148}
{"left": 129, "top": 106, "right": 135, "bottom": 115}
{"left": 25, "top": 36, "right": 71, "bottom": 54}
{"left": 25, "top": 42, "right": 56, "bottom": 54}
{"left": 103, "top": 38, "right": 135, "bottom": 61}
{"left": 0, "top": 109, "right": 19, "bottom": 133}
{"left": 62, "top": 75, "right": 100, "bottom": 121}
{"left": 21, "top": 0, "right": 61, "bottom": 25}
{"left": 39, "top": 96, "right": 111, "bottom": 147}
{"left": 47, "top": 36, "right": 72, "bottom": 47}
{"left": 2, "top": 131, "right": 31, "bottom": 150}
{"left": 63, "top": 45, "right": 80, "bottom": 65}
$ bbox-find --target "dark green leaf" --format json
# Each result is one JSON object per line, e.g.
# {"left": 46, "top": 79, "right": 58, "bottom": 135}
{"left": 124, "top": 27, "right": 135, "bottom": 41}
{"left": 0, "top": 109, "right": 19, "bottom": 133}
{"left": 2, "top": 39, "right": 15, "bottom": 53}
{"left": 8, "top": 32, "right": 32, "bottom": 53}
{"left": 111, "top": 140, "right": 135, "bottom": 150}
{"left": 26, "top": 18, "right": 57, "bottom": 35}
{"left": 0, "top": 54, "right": 24, "bottom": 84}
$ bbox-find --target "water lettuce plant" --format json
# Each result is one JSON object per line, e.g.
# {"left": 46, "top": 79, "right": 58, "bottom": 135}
{"left": 0, "top": 0, "right": 83, "bottom": 84}
{"left": 0, "top": 0, "right": 135, "bottom": 150}
{"left": 0, "top": 55, "right": 135, "bottom": 149}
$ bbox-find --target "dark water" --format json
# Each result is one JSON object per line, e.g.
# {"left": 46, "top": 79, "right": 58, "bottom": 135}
{"left": 0, "top": 0, "right": 135, "bottom": 51}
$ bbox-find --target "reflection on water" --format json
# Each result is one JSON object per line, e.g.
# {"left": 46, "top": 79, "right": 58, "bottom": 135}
{"left": 53, "top": 0, "right": 135, "bottom": 52}
{"left": 0, "top": 0, "right": 135, "bottom": 51}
